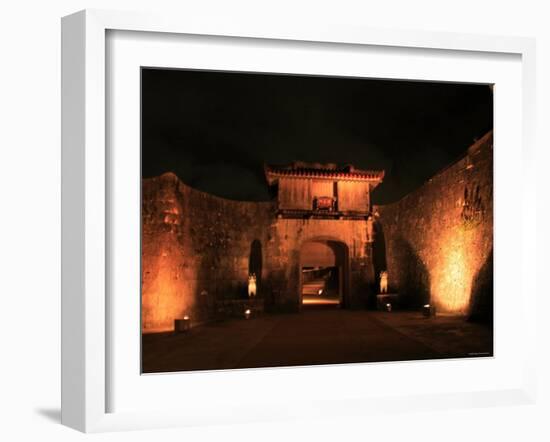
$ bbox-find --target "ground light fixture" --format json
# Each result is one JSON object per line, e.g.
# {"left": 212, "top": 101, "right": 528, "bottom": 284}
{"left": 174, "top": 315, "right": 191, "bottom": 333}
{"left": 423, "top": 304, "right": 436, "bottom": 318}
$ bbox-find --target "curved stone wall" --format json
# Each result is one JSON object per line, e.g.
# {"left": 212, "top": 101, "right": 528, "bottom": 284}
{"left": 375, "top": 131, "right": 493, "bottom": 320}
{"left": 142, "top": 131, "right": 493, "bottom": 332}
{"left": 142, "top": 173, "right": 376, "bottom": 332}
{"left": 142, "top": 173, "right": 275, "bottom": 332}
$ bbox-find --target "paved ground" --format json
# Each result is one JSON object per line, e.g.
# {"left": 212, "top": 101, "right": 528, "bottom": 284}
{"left": 302, "top": 278, "right": 339, "bottom": 305}
{"left": 142, "top": 308, "right": 493, "bottom": 373}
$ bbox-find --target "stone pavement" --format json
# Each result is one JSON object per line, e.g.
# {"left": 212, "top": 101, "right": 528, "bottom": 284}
{"left": 142, "top": 309, "right": 493, "bottom": 373}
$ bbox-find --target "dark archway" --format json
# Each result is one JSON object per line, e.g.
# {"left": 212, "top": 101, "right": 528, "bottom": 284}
{"left": 299, "top": 239, "right": 349, "bottom": 309}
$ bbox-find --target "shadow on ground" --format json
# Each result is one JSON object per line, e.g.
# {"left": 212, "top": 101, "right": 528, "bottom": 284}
{"left": 34, "top": 408, "right": 61, "bottom": 423}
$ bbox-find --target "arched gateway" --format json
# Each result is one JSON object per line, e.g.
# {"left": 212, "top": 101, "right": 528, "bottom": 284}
{"left": 264, "top": 162, "right": 384, "bottom": 312}
{"left": 141, "top": 162, "right": 385, "bottom": 331}
{"left": 300, "top": 239, "right": 349, "bottom": 307}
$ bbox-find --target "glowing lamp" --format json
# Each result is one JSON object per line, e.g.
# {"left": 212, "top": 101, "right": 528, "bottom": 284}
{"left": 318, "top": 289, "right": 323, "bottom": 295}
{"left": 385, "top": 303, "right": 392, "bottom": 312}
{"left": 174, "top": 315, "right": 191, "bottom": 333}
{"left": 423, "top": 304, "right": 436, "bottom": 318}
{"left": 244, "top": 309, "right": 251, "bottom": 320}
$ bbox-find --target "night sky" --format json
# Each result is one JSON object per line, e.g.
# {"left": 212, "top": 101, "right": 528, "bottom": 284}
{"left": 141, "top": 68, "right": 493, "bottom": 204}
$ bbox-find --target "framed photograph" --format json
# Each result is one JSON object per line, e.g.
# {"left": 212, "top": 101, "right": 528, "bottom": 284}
{"left": 61, "top": 9, "right": 537, "bottom": 432}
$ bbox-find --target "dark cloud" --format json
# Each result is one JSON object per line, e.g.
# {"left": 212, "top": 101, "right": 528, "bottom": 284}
{"left": 142, "top": 68, "right": 493, "bottom": 204}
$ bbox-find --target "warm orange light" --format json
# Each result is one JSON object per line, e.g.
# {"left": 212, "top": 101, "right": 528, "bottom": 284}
{"left": 302, "top": 298, "right": 339, "bottom": 305}
{"left": 142, "top": 241, "right": 197, "bottom": 332}
{"left": 430, "top": 228, "right": 479, "bottom": 314}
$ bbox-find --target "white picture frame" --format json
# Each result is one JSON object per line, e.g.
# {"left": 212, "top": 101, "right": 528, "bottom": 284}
{"left": 61, "top": 9, "right": 537, "bottom": 433}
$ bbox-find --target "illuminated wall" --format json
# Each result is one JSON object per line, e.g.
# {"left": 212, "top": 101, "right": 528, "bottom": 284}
{"left": 141, "top": 135, "right": 492, "bottom": 331}
{"left": 266, "top": 217, "right": 374, "bottom": 311}
{"left": 142, "top": 174, "right": 188, "bottom": 331}
{"left": 142, "top": 173, "right": 275, "bottom": 332}
{"left": 375, "top": 131, "right": 493, "bottom": 318}
{"left": 142, "top": 172, "right": 377, "bottom": 332}
{"left": 337, "top": 181, "right": 370, "bottom": 212}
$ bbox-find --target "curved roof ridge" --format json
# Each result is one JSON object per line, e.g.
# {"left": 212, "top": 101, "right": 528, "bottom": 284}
{"left": 265, "top": 163, "right": 385, "bottom": 182}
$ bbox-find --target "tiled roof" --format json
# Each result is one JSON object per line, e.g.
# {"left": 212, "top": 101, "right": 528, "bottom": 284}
{"left": 265, "top": 164, "right": 384, "bottom": 182}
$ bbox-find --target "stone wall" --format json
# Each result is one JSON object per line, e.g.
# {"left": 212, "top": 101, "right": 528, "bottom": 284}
{"left": 374, "top": 131, "right": 493, "bottom": 320}
{"left": 266, "top": 218, "right": 374, "bottom": 311}
{"left": 142, "top": 173, "right": 376, "bottom": 332}
{"left": 142, "top": 173, "right": 275, "bottom": 332}
{"left": 142, "top": 131, "right": 493, "bottom": 332}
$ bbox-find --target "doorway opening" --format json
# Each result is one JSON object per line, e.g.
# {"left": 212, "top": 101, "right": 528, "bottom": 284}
{"left": 300, "top": 240, "right": 348, "bottom": 308}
